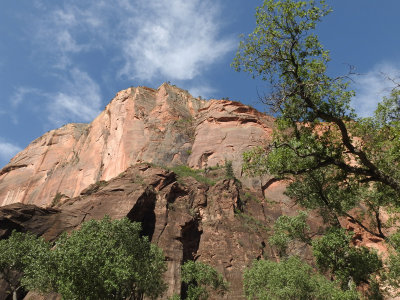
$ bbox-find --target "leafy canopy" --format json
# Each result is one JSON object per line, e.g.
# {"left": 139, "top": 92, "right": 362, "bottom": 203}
{"left": 26, "top": 216, "right": 167, "bottom": 300}
{"left": 243, "top": 256, "right": 359, "bottom": 300}
{"left": 235, "top": 0, "right": 400, "bottom": 296}
{"left": 312, "top": 227, "right": 382, "bottom": 287}
{"left": 181, "top": 261, "right": 228, "bottom": 300}
{"left": 0, "top": 230, "right": 50, "bottom": 298}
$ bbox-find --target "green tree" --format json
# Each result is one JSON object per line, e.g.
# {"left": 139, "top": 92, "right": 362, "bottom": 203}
{"left": 269, "top": 211, "right": 311, "bottom": 257}
{"left": 0, "top": 230, "right": 51, "bottom": 300}
{"left": 312, "top": 228, "right": 382, "bottom": 288}
{"left": 243, "top": 256, "right": 359, "bottom": 300}
{"left": 26, "top": 216, "right": 167, "bottom": 300}
{"left": 234, "top": 0, "right": 400, "bottom": 295}
{"left": 180, "top": 261, "right": 228, "bottom": 300}
{"left": 224, "top": 160, "right": 235, "bottom": 179}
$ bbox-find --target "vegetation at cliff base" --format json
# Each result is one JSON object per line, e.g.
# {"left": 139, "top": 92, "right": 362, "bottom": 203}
{"left": 244, "top": 256, "right": 359, "bottom": 300}
{"left": 0, "top": 231, "right": 50, "bottom": 300}
{"left": 235, "top": 0, "right": 400, "bottom": 297}
{"left": 20, "top": 217, "right": 167, "bottom": 300}
{"left": 180, "top": 261, "right": 228, "bottom": 300}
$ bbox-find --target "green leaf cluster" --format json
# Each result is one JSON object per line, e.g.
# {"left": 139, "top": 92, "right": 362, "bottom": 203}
{"left": 312, "top": 228, "right": 382, "bottom": 288}
{"left": 0, "top": 231, "right": 50, "bottom": 298}
{"left": 269, "top": 211, "right": 310, "bottom": 257}
{"left": 243, "top": 256, "right": 359, "bottom": 300}
{"left": 24, "top": 217, "right": 167, "bottom": 300}
{"left": 235, "top": 0, "right": 400, "bottom": 296}
{"left": 181, "top": 261, "right": 228, "bottom": 300}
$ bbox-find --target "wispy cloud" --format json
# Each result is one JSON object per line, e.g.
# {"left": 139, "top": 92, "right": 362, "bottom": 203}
{"left": 119, "top": 0, "right": 236, "bottom": 81}
{"left": 12, "top": 69, "right": 101, "bottom": 127}
{"left": 12, "top": 87, "right": 42, "bottom": 107}
{"left": 48, "top": 68, "right": 102, "bottom": 126}
{"left": 0, "top": 139, "right": 21, "bottom": 165}
{"left": 12, "top": 0, "right": 235, "bottom": 128}
{"left": 188, "top": 85, "right": 217, "bottom": 99}
{"left": 31, "top": 1, "right": 104, "bottom": 70}
{"left": 32, "top": 0, "right": 234, "bottom": 80}
{"left": 352, "top": 63, "right": 400, "bottom": 117}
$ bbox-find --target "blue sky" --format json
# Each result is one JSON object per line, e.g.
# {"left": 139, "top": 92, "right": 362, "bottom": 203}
{"left": 1, "top": 0, "right": 400, "bottom": 168}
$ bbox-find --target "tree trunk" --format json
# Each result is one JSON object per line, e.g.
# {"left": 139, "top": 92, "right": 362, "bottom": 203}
{"left": 13, "top": 290, "right": 17, "bottom": 300}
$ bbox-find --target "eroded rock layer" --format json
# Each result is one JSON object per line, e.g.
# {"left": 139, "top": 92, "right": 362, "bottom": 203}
{"left": 0, "top": 164, "right": 290, "bottom": 299}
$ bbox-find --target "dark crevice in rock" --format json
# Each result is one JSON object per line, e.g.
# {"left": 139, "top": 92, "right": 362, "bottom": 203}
{"left": 181, "top": 220, "right": 202, "bottom": 262}
{"left": 167, "top": 183, "right": 188, "bottom": 204}
{"left": 152, "top": 172, "right": 176, "bottom": 191}
{"left": 0, "top": 220, "right": 24, "bottom": 240}
{"left": 127, "top": 187, "right": 157, "bottom": 240}
{"left": 0, "top": 164, "right": 28, "bottom": 176}
{"left": 239, "top": 118, "right": 258, "bottom": 124}
{"left": 179, "top": 219, "right": 202, "bottom": 299}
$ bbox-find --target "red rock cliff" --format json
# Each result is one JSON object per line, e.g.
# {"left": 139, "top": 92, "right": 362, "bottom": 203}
{"left": 0, "top": 83, "right": 274, "bottom": 208}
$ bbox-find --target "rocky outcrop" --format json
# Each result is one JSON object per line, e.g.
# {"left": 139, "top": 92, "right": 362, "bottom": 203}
{"left": 0, "top": 164, "right": 287, "bottom": 299}
{"left": 0, "top": 84, "right": 274, "bottom": 208}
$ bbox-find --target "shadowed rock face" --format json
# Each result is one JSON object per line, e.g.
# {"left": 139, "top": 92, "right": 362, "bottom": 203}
{"left": 0, "top": 164, "right": 291, "bottom": 299}
{"left": 0, "top": 84, "right": 274, "bottom": 208}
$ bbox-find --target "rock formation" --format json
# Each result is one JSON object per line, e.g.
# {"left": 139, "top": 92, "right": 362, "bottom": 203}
{"left": 1, "top": 84, "right": 384, "bottom": 299}
{"left": 0, "top": 84, "right": 274, "bottom": 208}
{"left": 0, "top": 164, "right": 285, "bottom": 299}
{"left": 0, "top": 84, "right": 285, "bottom": 299}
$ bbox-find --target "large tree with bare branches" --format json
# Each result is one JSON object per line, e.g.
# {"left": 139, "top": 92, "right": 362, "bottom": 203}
{"left": 234, "top": 0, "right": 400, "bottom": 297}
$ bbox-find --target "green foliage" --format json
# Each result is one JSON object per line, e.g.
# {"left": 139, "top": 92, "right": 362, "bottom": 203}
{"left": 224, "top": 160, "right": 235, "bottom": 179}
{"left": 243, "top": 256, "right": 359, "bottom": 300}
{"left": 242, "top": 146, "right": 270, "bottom": 177}
{"left": 26, "top": 217, "right": 167, "bottom": 300}
{"left": 382, "top": 231, "right": 400, "bottom": 296}
{"left": 0, "top": 231, "right": 51, "bottom": 297}
{"left": 171, "top": 165, "right": 216, "bottom": 186}
{"left": 235, "top": 0, "right": 400, "bottom": 294}
{"left": 168, "top": 294, "right": 181, "bottom": 300}
{"left": 269, "top": 211, "right": 311, "bottom": 257}
{"left": 312, "top": 228, "right": 382, "bottom": 287}
{"left": 181, "top": 261, "right": 228, "bottom": 300}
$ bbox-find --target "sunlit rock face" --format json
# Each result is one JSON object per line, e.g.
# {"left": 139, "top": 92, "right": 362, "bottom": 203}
{"left": 0, "top": 83, "right": 274, "bottom": 208}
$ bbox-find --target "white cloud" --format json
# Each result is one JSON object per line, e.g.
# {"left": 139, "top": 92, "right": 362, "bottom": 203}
{"left": 12, "top": 69, "right": 102, "bottom": 127}
{"left": 33, "top": 0, "right": 235, "bottom": 80}
{"left": 188, "top": 85, "right": 217, "bottom": 99}
{"left": 14, "top": 0, "right": 234, "bottom": 127}
{"left": 48, "top": 68, "right": 102, "bottom": 126}
{"left": 352, "top": 63, "right": 400, "bottom": 117}
{"left": 33, "top": 3, "right": 103, "bottom": 69}
{"left": 0, "top": 140, "right": 21, "bottom": 164}
{"left": 12, "top": 87, "right": 42, "bottom": 107}
{"left": 119, "top": 0, "right": 236, "bottom": 81}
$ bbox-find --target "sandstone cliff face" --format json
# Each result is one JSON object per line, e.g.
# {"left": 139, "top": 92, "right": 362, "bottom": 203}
{"left": 0, "top": 84, "right": 273, "bottom": 208}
